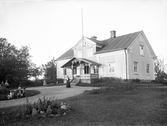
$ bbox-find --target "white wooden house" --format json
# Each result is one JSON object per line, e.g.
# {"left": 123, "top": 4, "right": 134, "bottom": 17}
{"left": 56, "top": 30, "right": 156, "bottom": 83}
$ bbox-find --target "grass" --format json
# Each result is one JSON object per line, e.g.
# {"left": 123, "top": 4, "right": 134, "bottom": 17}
{"left": 0, "top": 90, "right": 40, "bottom": 101}
{"left": 1, "top": 83, "right": 167, "bottom": 126}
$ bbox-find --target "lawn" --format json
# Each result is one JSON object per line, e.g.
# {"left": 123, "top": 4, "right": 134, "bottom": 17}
{"left": 1, "top": 84, "right": 167, "bottom": 126}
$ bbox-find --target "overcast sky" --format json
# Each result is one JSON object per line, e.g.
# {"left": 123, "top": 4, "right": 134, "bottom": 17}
{"left": 0, "top": 0, "right": 167, "bottom": 66}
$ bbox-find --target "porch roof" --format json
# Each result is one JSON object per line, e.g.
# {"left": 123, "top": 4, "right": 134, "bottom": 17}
{"left": 61, "top": 57, "right": 101, "bottom": 68}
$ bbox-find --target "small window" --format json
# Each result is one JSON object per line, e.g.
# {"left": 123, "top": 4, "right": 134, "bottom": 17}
{"left": 84, "top": 65, "right": 89, "bottom": 74}
{"left": 140, "top": 45, "right": 144, "bottom": 55}
{"left": 108, "top": 62, "right": 115, "bottom": 74}
{"left": 63, "top": 68, "right": 67, "bottom": 75}
{"left": 134, "top": 62, "right": 138, "bottom": 73}
{"left": 83, "top": 41, "right": 86, "bottom": 46}
{"left": 146, "top": 64, "right": 150, "bottom": 73}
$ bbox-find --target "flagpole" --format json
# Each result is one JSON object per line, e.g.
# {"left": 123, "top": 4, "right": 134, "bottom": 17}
{"left": 81, "top": 8, "right": 84, "bottom": 37}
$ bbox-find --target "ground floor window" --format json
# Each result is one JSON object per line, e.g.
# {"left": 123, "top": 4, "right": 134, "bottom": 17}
{"left": 146, "top": 64, "right": 150, "bottom": 73}
{"left": 108, "top": 62, "right": 115, "bottom": 74}
{"left": 134, "top": 62, "right": 138, "bottom": 73}
{"left": 63, "top": 68, "right": 67, "bottom": 75}
{"left": 84, "top": 65, "right": 89, "bottom": 74}
{"left": 73, "top": 67, "right": 77, "bottom": 74}
{"left": 94, "top": 66, "right": 98, "bottom": 74}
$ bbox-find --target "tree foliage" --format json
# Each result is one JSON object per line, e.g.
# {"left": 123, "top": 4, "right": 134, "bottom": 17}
{"left": 42, "top": 58, "right": 56, "bottom": 82}
{"left": 0, "top": 38, "right": 40, "bottom": 87}
{"left": 154, "top": 57, "right": 167, "bottom": 83}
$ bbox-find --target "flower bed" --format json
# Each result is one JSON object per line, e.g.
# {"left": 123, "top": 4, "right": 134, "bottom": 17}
{"left": 0, "top": 97, "right": 71, "bottom": 125}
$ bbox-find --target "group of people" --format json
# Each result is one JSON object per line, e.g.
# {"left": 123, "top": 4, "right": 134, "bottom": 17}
{"left": 7, "top": 86, "right": 26, "bottom": 99}
{"left": 0, "top": 80, "right": 10, "bottom": 89}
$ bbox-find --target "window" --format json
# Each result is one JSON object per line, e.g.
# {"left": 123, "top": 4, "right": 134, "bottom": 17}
{"left": 146, "top": 64, "right": 150, "bottom": 73}
{"left": 73, "top": 67, "right": 77, "bottom": 74}
{"left": 140, "top": 45, "right": 144, "bottom": 55}
{"left": 63, "top": 68, "right": 67, "bottom": 75}
{"left": 94, "top": 66, "right": 98, "bottom": 74}
{"left": 134, "top": 62, "right": 138, "bottom": 73}
{"left": 83, "top": 41, "right": 86, "bottom": 46}
{"left": 108, "top": 62, "right": 115, "bottom": 74}
{"left": 87, "top": 48, "right": 93, "bottom": 57}
{"left": 77, "top": 50, "right": 82, "bottom": 58}
{"left": 84, "top": 65, "right": 89, "bottom": 74}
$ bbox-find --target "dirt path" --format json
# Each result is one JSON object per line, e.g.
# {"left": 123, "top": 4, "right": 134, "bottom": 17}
{"left": 0, "top": 86, "right": 97, "bottom": 108}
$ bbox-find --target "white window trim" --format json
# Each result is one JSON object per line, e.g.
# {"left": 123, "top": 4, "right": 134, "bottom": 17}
{"left": 140, "top": 45, "right": 144, "bottom": 56}
{"left": 108, "top": 62, "right": 115, "bottom": 74}
{"left": 134, "top": 61, "right": 138, "bottom": 74}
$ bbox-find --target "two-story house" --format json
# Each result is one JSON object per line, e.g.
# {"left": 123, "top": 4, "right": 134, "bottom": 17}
{"left": 56, "top": 30, "right": 156, "bottom": 83}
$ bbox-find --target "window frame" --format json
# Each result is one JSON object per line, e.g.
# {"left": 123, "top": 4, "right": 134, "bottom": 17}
{"left": 146, "top": 64, "right": 150, "bottom": 74}
{"left": 134, "top": 62, "right": 138, "bottom": 73}
{"left": 94, "top": 66, "right": 98, "bottom": 74}
{"left": 84, "top": 65, "right": 90, "bottom": 74}
{"left": 63, "top": 68, "right": 67, "bottom": 75}
{"left": 108, "top": 62, "right": 115, "bottom": 74}
{"left": 140, "top": 45, "right": 144, "bottom": 56}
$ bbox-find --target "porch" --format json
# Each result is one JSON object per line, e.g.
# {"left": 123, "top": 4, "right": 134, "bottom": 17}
{"left": 61, "top": 57, "right": 100, "bottom": 83}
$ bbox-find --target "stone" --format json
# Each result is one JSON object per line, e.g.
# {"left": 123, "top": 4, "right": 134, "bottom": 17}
{"left": 46, "top": 105, "right": 52, "bottom": 115}
{"left": 32, "top": 108, "right": 38, "bottom": 117}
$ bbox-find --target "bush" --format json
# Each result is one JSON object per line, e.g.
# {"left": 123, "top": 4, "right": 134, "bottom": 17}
{"left": 56, "top": 78, "right": 64, "bottom": 84}
{"left": 0, "top": 85, "right": 9, "bottom": 94}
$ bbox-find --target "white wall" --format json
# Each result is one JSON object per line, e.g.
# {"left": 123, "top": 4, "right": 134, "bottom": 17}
{"left": 56, "top": 59, "right": 72, "bottom": 79}
{"left": 96, "top": 50, "right": 126, "bottom": 79}
{"left": 128, "top": 33, "right": 155, "bottom": 80}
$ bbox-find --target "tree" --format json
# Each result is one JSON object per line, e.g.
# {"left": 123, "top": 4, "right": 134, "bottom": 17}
{"left": 154, "top": 57, "right": 167, "bottom": 83}
{"left": 42, "top": 58, "right": 56, "bottom": 82}
{"left": 0, "top": 38, "right": 35, "bottom": 87}
{"left": 29, "top": 63, "right": 43, "bottom": 80}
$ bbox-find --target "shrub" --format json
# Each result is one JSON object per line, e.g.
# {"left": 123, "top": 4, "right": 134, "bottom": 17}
{"left": 56, "top": 78, "right": 64, "bottom": 84}
{"left": 24, "top": 97, "right": 71, "bottom": 117}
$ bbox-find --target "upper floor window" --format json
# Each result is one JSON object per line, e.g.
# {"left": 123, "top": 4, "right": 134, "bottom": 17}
{"left": 77, "top": 50, "right": 82, "bottom": 58}
{"left": 108, "top": 62, "right": 115, "bottom": 74}
{"left": 134, "top": 62, "right": 138, "bottom": 73}
{"left": 87, "top": 48, "right": 93, "bottom": 57}
{"left": 140, "top": 45, "right": 144, "bottom": 55}
{"left": 146, "top": 64, "right": 150, "bottom": 73}
{"left": 63, "top": 68, "right": 67, "bottom": 75}
{"left": 83, "top": 41, "right": 86, "bottom": 46}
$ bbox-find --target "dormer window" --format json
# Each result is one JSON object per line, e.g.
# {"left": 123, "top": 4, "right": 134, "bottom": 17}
{"left": 140, "top": 45, "right": 144, "bottom": 55}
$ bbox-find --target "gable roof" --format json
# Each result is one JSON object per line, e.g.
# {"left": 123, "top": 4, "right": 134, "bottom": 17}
{"left": 56, "top": 30, "right": 156, "bottom": 61}
{"left": 56, "top": 48, "right": 74, "bottom": 61}
{"left": 94, "top": 31, "right": 142, "bottom": 54}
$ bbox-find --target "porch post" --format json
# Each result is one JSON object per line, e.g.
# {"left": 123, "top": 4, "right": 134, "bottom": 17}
{"left": 79, "top": 61, "right": 82, "bottom": 80}
{"left": 89, "top": 64, "right": 91, "bottom": 82}
{"left": 71, "top": 62, "right": 74, "bottom": 79}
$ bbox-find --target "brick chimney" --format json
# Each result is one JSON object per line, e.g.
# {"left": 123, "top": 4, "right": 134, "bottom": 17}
{"left": 110, "top": 30, "right": 116, "bottom": 38}
{"left": 91, "top": 36, "right": 97, "bottom": 40}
